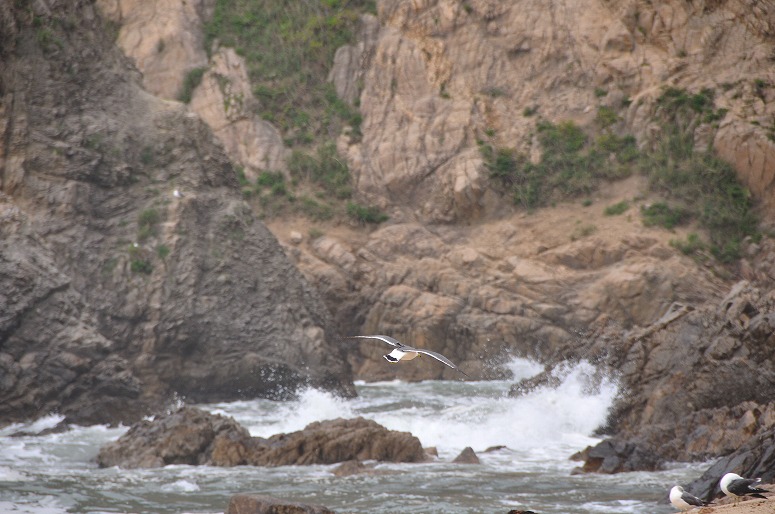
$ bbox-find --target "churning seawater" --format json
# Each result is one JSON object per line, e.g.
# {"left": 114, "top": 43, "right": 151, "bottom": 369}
{"left": 0, "top": 359, "right": 705, "bottom": 514}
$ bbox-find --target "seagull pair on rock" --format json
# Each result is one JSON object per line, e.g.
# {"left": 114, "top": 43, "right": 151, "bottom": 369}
{"left": 670, "top": 472, "right": 768, "bottom": 511}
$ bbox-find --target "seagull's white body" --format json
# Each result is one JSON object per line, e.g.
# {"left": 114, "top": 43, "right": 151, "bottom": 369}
{"left": 720, "top": 472, "right": 767, "bottom": 502}
{"left": 173, "top": 189, "right": 182, "bottom": 198}
{"left": 347, "top": 335, "right": 468, "bottom": 377}
{"left": 386, "top": 347, "right": 419, "bottom": 362}
{"left": 669, "top": 485, "right": 706, "bottom": 511}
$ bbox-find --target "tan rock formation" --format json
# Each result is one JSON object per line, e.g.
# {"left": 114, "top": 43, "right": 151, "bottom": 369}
{"left": 189, "top": 47, "right": 288, "bottom": 180}
{"left": 96, "top": 0, "right": 213, "bottom": 100}
{"left": 270, "top": 176, "right": 723, "bottom": 382}
{"left": 331, "top": 0, "right": 775, "bottom": 220}
{"left": 97, "top": 407, "right": 427, "bottom": 468}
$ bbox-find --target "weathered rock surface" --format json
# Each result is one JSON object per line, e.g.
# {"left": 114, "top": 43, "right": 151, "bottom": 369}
{"left": 271, "top": 183, "right": 723, "bottom": 382}
{"left": 329, "top": 0, "right": 775, "bottom": 221}
{"left": 189, "top": 47, "right": 288, "bottom": 181}
{"left": 686, "top": 424, "right": 775, "bottom": 501}
{"left": 96, "top": 406, "right": 249, "bottom": 468}
{"left": 227, "top": 494, "right": 336, "bottom": 514}
{"left": 575, "top": 274, "right": 775, "bottom": 472}
{"left": 97, "top": 407, "right": 427, "bottom": 468}
{"left": 0, "top": 1, "right": 353, "bottom": 426}
{"left": 95, "top": 0, "right": 213, "bottom": 100}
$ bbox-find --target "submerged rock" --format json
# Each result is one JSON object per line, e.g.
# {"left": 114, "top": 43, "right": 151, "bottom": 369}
{"left": 226, "top": 494, "right": 336, "bottom": 514}
{"left": 97, "top": 407, "right": 426, "bottom": 468}
{"left": 452, "top": 447, "right": 480, "bottom": 464}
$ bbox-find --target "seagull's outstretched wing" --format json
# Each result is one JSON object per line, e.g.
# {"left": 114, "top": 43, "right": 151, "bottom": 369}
{"left": 409, "top": 348, "right": 469, "bottom": 377}
{"left": 346, "top": 335, "right": 404, "bottom": 348}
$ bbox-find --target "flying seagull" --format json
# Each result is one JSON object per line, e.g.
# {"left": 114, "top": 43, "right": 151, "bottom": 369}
{"left": 347, "top": 335, "right": 469, "bottom": 377}
{"left": 669, "top": 485, "right": 708, "bottom": 511}
{"left": 720, "top": 472, "right": 767, "bottom": 504}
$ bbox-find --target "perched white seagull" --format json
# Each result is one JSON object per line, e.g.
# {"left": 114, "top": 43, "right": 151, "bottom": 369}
{"left": 173, "top": 189, "right": 183, "bottom": 198}
{"left": 347, "top": 335, "right": 469, "bottom": 377}
{"left": 669, "top": 485, "right": 708, "bottom": 511}
{"left": 720, "top": 472, "right": 767, "bottom": 504}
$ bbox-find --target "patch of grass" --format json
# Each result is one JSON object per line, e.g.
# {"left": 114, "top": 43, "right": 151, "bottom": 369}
{"left": 483, "top": 85, "right": 758, "bottom": 262}
{"left": 523, "top": 106, "right": 538, "bottom": 117}
{"left": 641, "top": 202, "right": 689, "bottom": 229}
{"left": 137, "top": 208, "right": 161, "bottom": 241}
{"left": 298, "top": 196, "right": 334, "bottom": 220}
{"left": 156, "top": 244, "right": 170, "bottom": 260}
{"left": 571, "top": 223, "right": 597, "bottom": 241}
{"left": 594, "top": 87, "right": 607, "bottom": 98}
{"left": 128, "top": 245, "right": 153, "bottom": 274}
{"left": 671, "top": 232, "right": 705, "bottom": 255}
{"left": 595, "top": 106, "right": 619, "bottom": 129}
{"left": 346, "top": 202, "right": 389, "bottom": 224}
{"left": 642, "top": 87, "right": 759, "bottom": 261}
{"left": 483, "top": 120, "right": 636, "bottom": 210}
{"left": 288, "top": 142, "right": 352, "bottom": 199}
{"left": 604, "top": 200, "right": 630, "bottom": 216}
{"left": 205, "top": 0, "right": 374, "bottom": 138}
{"left": 178, "top": 67, "right": 207, "bottom": 104}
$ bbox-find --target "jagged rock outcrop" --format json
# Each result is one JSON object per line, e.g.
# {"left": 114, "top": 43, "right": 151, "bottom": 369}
{"left": 575, "top": 270, "right": 775, "bottom": 472}
{"left": 0, "top": 1, "right": 354, "bottom": 426}
{"left": 686, "top": 424, "right": 775, "bottom": 501}
{"left": 95, "top": 0, "right": 214, "bottom": 100}
{"left": 97, "top": 407, "right": 427, "bottom": 468}
{"left": 189, "top": 47, "right": 288, "bottom": 181}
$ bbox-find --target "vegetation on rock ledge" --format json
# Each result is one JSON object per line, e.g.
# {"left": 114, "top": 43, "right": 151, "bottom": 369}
{"left": 483, "top": 86, "right": 758, "bottom": 262}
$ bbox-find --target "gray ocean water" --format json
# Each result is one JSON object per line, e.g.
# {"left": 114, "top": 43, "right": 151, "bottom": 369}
{"left": 0, "top": 359, "right": 704, "bottom": 513}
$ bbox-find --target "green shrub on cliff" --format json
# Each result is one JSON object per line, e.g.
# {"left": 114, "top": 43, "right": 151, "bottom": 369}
{"left": 484, "top": 85, "right": 757, "bottom": 261}
{"left": 205, "top": 0, "right": 374, "bottom": 139}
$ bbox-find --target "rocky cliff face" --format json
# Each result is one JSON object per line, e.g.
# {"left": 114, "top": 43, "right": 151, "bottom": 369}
{"left": 0, "top": 0, "right": 353, "bottom": 426}
{"left": 4, "top": 0, "right": 775, "bottom": 479}
{"left": 329, "top": 0, "right": 775, "bottom": 221}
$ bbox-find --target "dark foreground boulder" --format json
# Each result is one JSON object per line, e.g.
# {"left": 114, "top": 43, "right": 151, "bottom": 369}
{"left": 571, "top": 438, "right": 661, "bottom": 474}
{"left": 97, "top": 407, "right": 426, "bottom": 468}
{"left": 227, "top": 494, "right": 335, "bottom": 514}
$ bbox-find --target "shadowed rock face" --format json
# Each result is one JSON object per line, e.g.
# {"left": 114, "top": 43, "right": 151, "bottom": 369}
{"left": 96, "top": 407, "right": 426, "bottom": 468}
{"left": 0, "top": 1, "right": 353, "bottom": 426}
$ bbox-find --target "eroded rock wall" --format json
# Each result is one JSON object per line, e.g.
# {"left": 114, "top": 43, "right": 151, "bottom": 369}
{"left": 0, "top": 0, "right": 353, "bottom": 426}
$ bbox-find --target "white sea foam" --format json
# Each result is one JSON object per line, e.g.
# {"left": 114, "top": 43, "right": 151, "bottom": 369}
{"left": 246, "top": 388, "right": 354, "bottom": 437}
{"left": 161, "top": 479, "right": 201, "bottom": 492}
{"left": 0, "top": 414, "right": 65, "bottom": 437}
{"left": 0, "top": 465, "right": 29, "bottom": 482}
{"left": 363, "top": 360, "right": 617, "bottom": 460}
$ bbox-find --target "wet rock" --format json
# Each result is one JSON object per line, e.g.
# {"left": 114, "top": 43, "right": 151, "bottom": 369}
{"left": 96, "top": 407, "right": 249, "bottom": 468}
{"left": 331, "top": 459, "right": 391, "bottom": 477}
{"left": 97, "top": 409, "right": 426, "bottom": 468}
{"left": 452, "top": 447, "right": 480, "bottom": 464}
{"left": 575, "top": 438, "right": 661, "bottom": 474}
{"left": 226, "top": 494, "right": 336, "bottom": 514}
